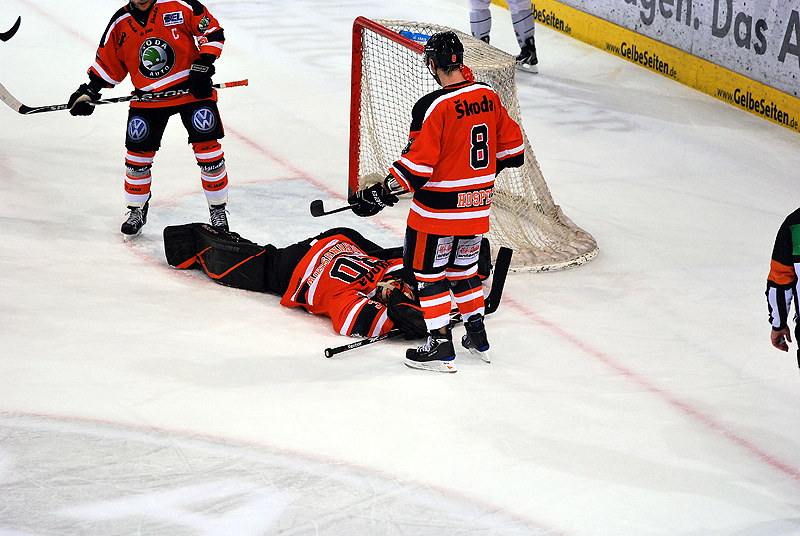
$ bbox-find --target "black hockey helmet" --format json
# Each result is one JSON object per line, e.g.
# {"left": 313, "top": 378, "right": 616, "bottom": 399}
{"left": 424, "top": 31, "right": 463, "bottom": 70}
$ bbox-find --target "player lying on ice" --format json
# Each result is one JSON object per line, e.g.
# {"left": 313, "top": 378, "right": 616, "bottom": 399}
{"left": 163, "top": 224, "right": 488, "bottom": 340}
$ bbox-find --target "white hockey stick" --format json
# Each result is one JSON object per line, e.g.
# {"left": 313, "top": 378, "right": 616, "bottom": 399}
{"left": 0, "top": 80, "right": 26, "bottom": 112}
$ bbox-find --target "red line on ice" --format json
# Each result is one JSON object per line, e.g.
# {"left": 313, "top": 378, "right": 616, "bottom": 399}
{"left": 508, "top": 299, "right": 800, "bottom": 484}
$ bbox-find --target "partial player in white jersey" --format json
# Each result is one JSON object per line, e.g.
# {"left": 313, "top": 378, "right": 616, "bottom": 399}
{"left": 468, "top": 0, "right": 538, "bottom": 73}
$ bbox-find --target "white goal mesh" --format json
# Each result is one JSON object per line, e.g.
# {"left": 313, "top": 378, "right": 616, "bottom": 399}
{"left": 349, "top": 17, "right": 598, "bottom": 272}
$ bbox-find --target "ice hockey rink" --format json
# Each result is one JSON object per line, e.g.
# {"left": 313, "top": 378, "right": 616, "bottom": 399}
{"left": 2, "top": 0, "right": 800, "bottom": 534}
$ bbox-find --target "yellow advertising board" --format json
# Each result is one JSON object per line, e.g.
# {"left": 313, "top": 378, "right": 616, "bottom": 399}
{"left": 493, "top": 0, "right": 800, "bottom": 133}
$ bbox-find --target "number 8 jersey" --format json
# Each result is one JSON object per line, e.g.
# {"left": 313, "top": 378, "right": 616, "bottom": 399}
{"left": 388, "top": 80, "right": 525, "bottom": 236}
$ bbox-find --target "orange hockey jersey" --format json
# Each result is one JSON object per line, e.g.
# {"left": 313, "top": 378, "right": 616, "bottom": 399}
{"left": 89, "top": 0, "right": 224, "bottom": 108}
{"left": 389, "top": 80, "right": 525, "bottom": 235}
{"left": 280, "top": 234, "right": 404, "bottom": 337}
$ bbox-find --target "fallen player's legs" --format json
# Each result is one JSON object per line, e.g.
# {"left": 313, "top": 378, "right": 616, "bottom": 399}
{"left": 163, "top": 225, "right": 396, "bottom": 296}
{"left": 163, "top": 223, "right": 275, "bottom": 293}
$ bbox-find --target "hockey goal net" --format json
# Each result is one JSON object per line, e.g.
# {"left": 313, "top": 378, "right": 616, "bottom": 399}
{"left": 349, "top": 17, "right": 598, "bottom": 272}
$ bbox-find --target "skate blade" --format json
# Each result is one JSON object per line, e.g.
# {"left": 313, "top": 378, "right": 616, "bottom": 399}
{"left": 122, "top": 229, "right": 142, "bottom": 242}
{"left": 467, "top": 347, "right": 491, "bottom": 363}
{"left": 404, "top": 359, "right": 457, "bottom": 373}
{"left": 516, "top": 63, "right": 538, "bottom": 74}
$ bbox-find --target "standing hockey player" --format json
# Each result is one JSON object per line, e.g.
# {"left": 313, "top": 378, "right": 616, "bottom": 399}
{"left": 468, "top": 0, "right": 538, "bottom": 73}
{"left": 348, "top": 32, "right": 524, "bottom": 373}
{"left": 163, "top": 223, "right": 428, "bottom": 339}
{"left": 766, "top": 207, "right": 800, "bottom": 367}
{"left": 67, "top": 0, "right": 231, "bottom": 236}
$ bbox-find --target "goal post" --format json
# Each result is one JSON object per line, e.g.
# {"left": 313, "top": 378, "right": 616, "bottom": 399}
{"left": 349, "top": 16, "right": 598, "bottom": 272}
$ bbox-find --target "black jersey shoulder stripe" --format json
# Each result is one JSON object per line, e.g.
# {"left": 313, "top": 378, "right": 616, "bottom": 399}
{"left": 184, "top": 0, "right": 207, "bottom": 16}
{"left": 408, "top": 81, "right": 493, "bottom": 131}
{"left": 98, "top": 6, "right": 130, "bottom": 49}
{"left": 409, "top": 91, "right": 444, "bottom": 132}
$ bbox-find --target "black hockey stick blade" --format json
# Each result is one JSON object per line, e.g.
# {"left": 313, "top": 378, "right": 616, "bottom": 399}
{"left": 310, "top": 199, "right": 355, "bottom": 217}
{"left": 484, "top": 246, "right": 513, "bottom": 315}
{"left": 0, "top": 16, "right": 21, "bottom": 42}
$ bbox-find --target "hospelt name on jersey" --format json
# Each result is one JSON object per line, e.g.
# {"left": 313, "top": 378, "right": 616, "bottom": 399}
{"left": 90, "top": 0, "right": 225, "bottom": 109}
{"left": 457, "top": 187, "right": 493, "bottom": 208}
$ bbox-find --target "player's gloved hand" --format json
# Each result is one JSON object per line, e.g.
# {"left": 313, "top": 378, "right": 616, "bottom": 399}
{"left": 386, "top": 290, "right": 427, "bottom": 340}
{"left": 347, "top": 183, "right": 399, "bottom": 217}
{"left": 67, "top": 83, "right": 102, "bottom": 116}
{"left": 189, "top": 54, "right": 216, "bottom": 100}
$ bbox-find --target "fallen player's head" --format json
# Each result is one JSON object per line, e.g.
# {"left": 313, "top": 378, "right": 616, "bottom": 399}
{"left": 376, "top": 273, "right": 415, "bottom": 304}
{"left": 376, "top": 273, "right": 427, "bottom": 339}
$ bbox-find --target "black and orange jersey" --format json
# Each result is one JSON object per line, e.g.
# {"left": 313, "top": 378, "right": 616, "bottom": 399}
{"left": 389, "top": 80, "right": 524, "bottom": 236}
{"left": 89, "top": 0, "right": 224, "bottom": 108}
{"left": 767, "top": 208, "right": 800, "bottom": 330}
{"left": 280, "top": 234, "right": 404, "bottom": 337}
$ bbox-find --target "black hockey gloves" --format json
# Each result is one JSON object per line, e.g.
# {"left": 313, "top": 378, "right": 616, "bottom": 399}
{"left": 386, "top": 291, "right": 428, "bottom": 340}
{"left": 67, "top": 83, "right": 102, "bottom": 116}
{"left": 348, "top": 182, "right": 399, "bottom": 217}
{"left": 189, "top": 54, "right": 216, "bottom": 100}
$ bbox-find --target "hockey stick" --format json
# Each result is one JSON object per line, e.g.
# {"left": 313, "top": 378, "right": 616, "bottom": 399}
{"left": 484, "top": 246, "right": 512, "bottom": 314}
{"left": 324, "top": 330, "right": 404, "bottom": 358}
{"left": 0, "top": 79, "right": 248, "bottom": 115}
{"left": 324, "top": 246, "right": 513, "bottom": 357}
{"left": 310, "top": 199, "right": 355, "bottom": 217}
{"left": 310, "top": 189, "right": 410, "bottom": 218}
{"left": 0, "top": 16, "right": 21, "bottom": 42}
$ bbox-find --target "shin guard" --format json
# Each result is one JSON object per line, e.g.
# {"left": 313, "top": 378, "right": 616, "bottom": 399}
{"left": 163, "top": 223, "right": 270, "bottom": 292}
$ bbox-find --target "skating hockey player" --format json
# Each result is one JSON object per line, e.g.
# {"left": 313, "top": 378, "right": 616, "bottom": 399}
{"left": 766, "top": 207, "right": 800, "bottom": 368}
{"left": 67, "top": 0, "right": 231, "bottom": 236}
{"left": 469, "top": 0, "right": 539, "bottom": 73}
{"left": 347, "top": 31, "right": 524, "bottom": 373}
{"left": 163, "top": 224, "right": 431, "bottom": 340}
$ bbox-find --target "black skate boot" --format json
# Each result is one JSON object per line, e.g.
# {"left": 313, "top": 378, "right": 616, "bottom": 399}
{"left": 405, "top": 329, "right": 457, "bottom": 373}
{"left": 121, "top": 194, "right": 151, "bottom": 237}
{"left": 461, "top": 314, "right": 490, "bottom": 363}
{"left": 516, "top": 37, "right": 538, "bottom": 74}
{"left": 209, "top": 203, "right": 229, "bottom": 232}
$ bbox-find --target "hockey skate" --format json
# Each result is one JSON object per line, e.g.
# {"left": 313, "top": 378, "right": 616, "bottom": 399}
{"left": 405, "top": 330, "right": 457, "bottom": 373}
{"left": 461, "top": 315, "right": 490, "bottom": 363}
{"left": 516, "top": 37, "right": 538, "bottom": 74}
{"left": 209, "top": 203, "right": 229, "bottom": 232}
{"left": 121, "top": 194, "right": 151, "bottom": 237}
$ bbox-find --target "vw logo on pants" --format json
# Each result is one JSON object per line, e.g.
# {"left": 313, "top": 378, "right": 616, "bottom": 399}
{"left": 192, "top": 108, "right": 217, "bottom": 133}
{"left": 127, "top": 117, "right": 149, "bottom": 142}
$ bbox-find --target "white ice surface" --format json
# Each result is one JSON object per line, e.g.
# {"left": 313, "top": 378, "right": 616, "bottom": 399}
{"left": 2, "top": 0, "right": 800, "bottom": 534}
